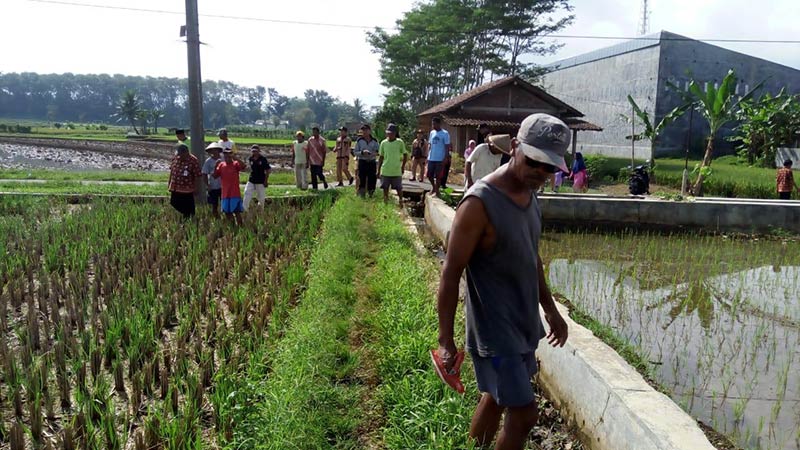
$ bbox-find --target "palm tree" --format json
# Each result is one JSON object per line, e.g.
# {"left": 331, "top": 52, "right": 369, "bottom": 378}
{"left": 113, "top": 90, "right": 142, "bottom": 134}
{"left": 622, "top": 95, "right": 689, "bottom": 169}
{"left": 150, "top": 109, "right": 165, "bottom": 134}
{"left": 684, "top": 70, "right": 762, "bottom": 195}
{"left": 351, "top": 98, "right": 367, "bottom": 123}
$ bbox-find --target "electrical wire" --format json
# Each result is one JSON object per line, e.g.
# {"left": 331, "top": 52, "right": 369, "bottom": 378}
{"left": 24, "top": 0, "right": 800, "bottom": 45}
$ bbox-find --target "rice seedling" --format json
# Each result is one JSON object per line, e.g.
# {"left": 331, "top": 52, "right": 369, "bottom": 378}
{"left": 542, "top": 229, "right": 800, "bottom": 450}
{"left": 0, "top": 194, "right": 333, "bottom": 447}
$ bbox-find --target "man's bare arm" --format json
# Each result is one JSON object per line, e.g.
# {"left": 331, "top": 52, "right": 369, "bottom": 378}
{"left": 437, "top": 197, "right": 487, "bottom": 366}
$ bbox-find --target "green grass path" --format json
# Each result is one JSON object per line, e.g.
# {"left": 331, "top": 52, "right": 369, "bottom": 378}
{"left": 228, "top": 194, "right": 479, "bottom": 449}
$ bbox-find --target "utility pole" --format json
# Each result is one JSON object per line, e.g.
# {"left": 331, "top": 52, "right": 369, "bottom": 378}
{"left": 638, "top": 0, "right": 650, "bottom": 36}
{"left": 185, "top": 0, "right": 206, "bottom": 199}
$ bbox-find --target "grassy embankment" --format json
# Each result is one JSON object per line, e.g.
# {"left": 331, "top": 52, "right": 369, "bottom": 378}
{"left": 229, "top": 194, "right": 480, "bottom": 449}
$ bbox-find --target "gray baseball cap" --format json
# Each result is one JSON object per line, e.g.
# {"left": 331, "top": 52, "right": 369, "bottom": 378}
{"left": 516, "top": 113, "right": 570, "bottom": 173}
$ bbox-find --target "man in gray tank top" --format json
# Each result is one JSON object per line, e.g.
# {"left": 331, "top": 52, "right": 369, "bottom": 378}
{"left": 436, "top": 113, "right": 571, "bottom": 450}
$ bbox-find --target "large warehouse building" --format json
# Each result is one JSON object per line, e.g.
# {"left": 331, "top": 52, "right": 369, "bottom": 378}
{"left": 541, "top": 30, "right": 800, "bottom": 159}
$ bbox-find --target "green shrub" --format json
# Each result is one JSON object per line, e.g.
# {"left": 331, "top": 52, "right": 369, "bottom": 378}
{"left": 99, "top": 125, "right": 108, "bottom": 131}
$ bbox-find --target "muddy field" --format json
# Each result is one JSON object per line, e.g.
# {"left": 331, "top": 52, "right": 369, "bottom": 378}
{"left": 0, "top": 137, "right": 294, "bottom": 172}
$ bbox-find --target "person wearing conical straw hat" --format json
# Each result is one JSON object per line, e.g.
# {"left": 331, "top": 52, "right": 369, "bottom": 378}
{"left": 201, "top": 142, "right": 224, "bottom": 217}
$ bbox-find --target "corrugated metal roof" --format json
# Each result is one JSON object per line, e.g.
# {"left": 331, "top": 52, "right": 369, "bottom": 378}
{"left": 545, "top": 31, "right": 675, "bottom": 72}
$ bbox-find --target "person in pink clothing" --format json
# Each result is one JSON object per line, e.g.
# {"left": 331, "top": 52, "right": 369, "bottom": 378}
{"left": 464, "top": 140, "right": 477, "bottom": 159}
{"left": 569, "top": 152, "right": 588, "bottom": 192}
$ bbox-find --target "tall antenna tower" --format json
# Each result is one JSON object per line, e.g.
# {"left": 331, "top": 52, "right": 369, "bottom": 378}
{"left": 638, "top": 0, "right": 651, "bottom": 36}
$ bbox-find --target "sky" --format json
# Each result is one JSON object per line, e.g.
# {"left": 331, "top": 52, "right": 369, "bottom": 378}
{"left": 3, "top": 0, "right": 799, "bottom": 109}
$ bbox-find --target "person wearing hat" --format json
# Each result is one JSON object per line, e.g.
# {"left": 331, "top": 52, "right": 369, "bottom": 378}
{"left": 333, "top": 127, "right": 354, "bottom": 187}
{"left": 291, "top": 131, "right": 310, "bottom": 190}
{"left": 201, "top": 142, "right": 224, "bottom": 217}
{"left": 465, "top": 134, "right": 509, "bottom": 190}
{"left": 243, "top": 145, "right": 271, "bottom": 210}
{"left": 377, "top": 123, "right": 409, "bottom": 206}
{"left": 411, "top": 129, "right": 428, "bottom": 182}
{"left": 427, "top": 117, "right": 451, "bottom": 196}
{"left": 217, "top": 128, "right": 236, "bottom": 152}
{"left": 307, "top": 126, "right": 329, "bottom": 190}
{"left": 776, "top": 159, "right": 799, "bottom": 200}
{"left": 354, "top": 124, "right": 380, "bottom": 197}
{"left": 435, "top": 113, "right": 569, "bottom": 450}
{"left": 212, "top": 147, "right": 247, "bottom": 225}
{"left": 168, "top": 143, "right": 202, "bottom": 219}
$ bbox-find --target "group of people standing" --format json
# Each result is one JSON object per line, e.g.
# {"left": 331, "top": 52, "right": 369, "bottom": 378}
{"left": 290, "top": 122, "right": 412, "bottom": 205}
{"left": 168, "top": 128, "right": 271, "bottom": 224}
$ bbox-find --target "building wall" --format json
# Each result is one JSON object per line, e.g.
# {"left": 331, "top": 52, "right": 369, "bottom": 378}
{"left": 656, "top": 34, "right": 800, "bottom": 156}
{"left": 541, "top": 45, "right": 660, "bottom": 159}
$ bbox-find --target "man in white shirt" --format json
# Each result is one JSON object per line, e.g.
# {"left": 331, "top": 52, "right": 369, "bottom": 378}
{"left": 217, "top": 128, "right": 236, "bottom": 152}
{"left": 465, "top": 134, "right": 510, "bottom": 189}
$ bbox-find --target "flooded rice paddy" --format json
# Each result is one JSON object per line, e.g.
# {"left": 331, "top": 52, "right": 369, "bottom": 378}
{"left": 542, "top": 231, "right": 800, "bottom": 450}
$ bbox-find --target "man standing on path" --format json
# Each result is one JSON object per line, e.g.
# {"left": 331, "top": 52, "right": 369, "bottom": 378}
{"left": 218, "top": 128, "right": 237, "bottom": 152}
{"left": 411, "top": 129, "right": 428, "bottom": 182}
{"left": 777, "top": 159, "right": 799, "bottom": 200}
{"left": 201, "top": 142, "right": 224, "bottom": 217}
{"left": 213, "top": 147, "right": 247, "bottom": 226}
{"left": 168, "top": 143, "right": 202, "bottom": 219}
{"left": 355, "top": 124, "right": 380, "bottom": 198}
{"left": 436, "top": 113, "right": 570, "bottom": 450}
{"left": 377, "top": 123, "right": 409, "bottom": 206}
{"left": 334, "top": 126, "right": 355, "bottom": 187}
{"left": 244, "top": 145, "right": 271, "bottom": 210}
{"left": 292, "top": 131, "right": 309, "bottom": 190}
{"left": 308, "top": 126, "right": 329, "bottom": 190}
{"left": 465, "top": 134, "right": 509, "bottom": 190}
{"left": 427, "top": 117, "right": 451, "bottom": 196}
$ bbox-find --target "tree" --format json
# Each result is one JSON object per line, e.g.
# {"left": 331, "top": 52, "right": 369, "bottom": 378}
{"left": 621, "top": 94, "right": 689, "bottom": 167}
{"left": 351, "top": 98, "right": 367, "bottom": 123}
{"left": 373, "top": 102, "right": 417, "bottom": 142}
{"left": 730, "top": 91, "right": 800, "bottom": 166}
{"left": 113, "top": 90, "right": 142, "bottom": 134}
{"left": 304, "top": 89, "right": 335, "bottom": 128}
{"left": 367, "top": 0, "right": 573, "bottom": 111}
{"left": 150, "top": 109, "right": 165, "bottom": 134}
{"left": 267, "top": 88, "right": 289, "bottom": 118}
{"left": 682, "top": 70, "right": 762, "bottom": 195}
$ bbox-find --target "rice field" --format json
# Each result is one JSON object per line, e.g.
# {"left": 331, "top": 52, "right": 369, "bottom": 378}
{"left": 0, "top": 195, "right": 330, "bottom": 449}
{"left": 541, "top": 230, "right": 800, "bottom": 450}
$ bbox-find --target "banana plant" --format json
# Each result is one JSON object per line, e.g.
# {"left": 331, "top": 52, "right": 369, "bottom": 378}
{"left": 683, "top": 70, "right": 763, "bottom": 195}
{"left": 622, "top": 95, "right": 690, "bottom": 169}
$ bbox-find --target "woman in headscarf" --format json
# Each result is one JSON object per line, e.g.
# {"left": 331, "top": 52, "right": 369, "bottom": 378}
{"left": 570, "top": 152, "right": 588, "bottom": 193}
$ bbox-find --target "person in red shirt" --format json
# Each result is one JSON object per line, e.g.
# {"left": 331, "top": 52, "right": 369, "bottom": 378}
{"left": 213, "top": 148, "right": 247, "bottom": 225}
{"left": 776, "top": 159, "right": 799, "bottom": 200}
{"left": 168, "top": 143, "right": 202, "bottom": 219}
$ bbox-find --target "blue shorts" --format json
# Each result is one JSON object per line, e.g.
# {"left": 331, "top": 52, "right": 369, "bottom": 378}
{"left": 471, "top": 352, "right": 538, "bottom": 407}
{"left": 221, "top": 197, "right": 243, "bottom": 214}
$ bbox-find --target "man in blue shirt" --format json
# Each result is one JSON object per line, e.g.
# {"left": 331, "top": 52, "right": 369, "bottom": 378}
{"left": 426, "top": 117, "right": 452, "bottom": 196}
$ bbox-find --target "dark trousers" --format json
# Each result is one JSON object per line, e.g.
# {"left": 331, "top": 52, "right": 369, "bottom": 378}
{"left": 357, "top": 159, "right": 377, "bottom": 196}
{"left": 170, "top": 192, "right": 195, "bottom": 219}
{"left": 310, "top": 164, "right": 327, "bottom": 189}
{"left": 441, "top": 158, "right": 452, "bottom": 188}
{"left": 779, "top": 191, "right": 791, "bottom": 200}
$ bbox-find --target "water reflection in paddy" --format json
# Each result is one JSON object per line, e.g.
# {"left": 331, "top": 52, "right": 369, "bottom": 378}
{"left": 542, "top": 232, "right": 800, "bottom": 450}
